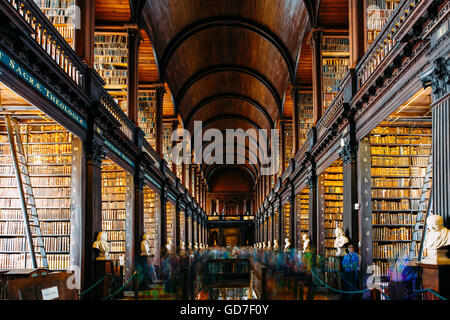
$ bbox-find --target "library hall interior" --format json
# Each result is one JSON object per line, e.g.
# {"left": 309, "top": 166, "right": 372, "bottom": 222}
{"left": 0, "top": 0, "right": 448, "bottom": 302}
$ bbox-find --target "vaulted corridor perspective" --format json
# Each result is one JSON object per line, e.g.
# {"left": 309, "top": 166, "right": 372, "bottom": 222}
{"left": 0, "top": 0, "right": 449, "bottom": 304}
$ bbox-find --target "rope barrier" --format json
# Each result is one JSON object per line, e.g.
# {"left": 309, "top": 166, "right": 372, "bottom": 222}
{"left": 79, "top": 274, "right": 112, "bottom": 297}
{"left": 101, "top": 271, "right": 138, "bottom": 300}
{"left": 401, "top": 288, "right": 447, "bottom": 301}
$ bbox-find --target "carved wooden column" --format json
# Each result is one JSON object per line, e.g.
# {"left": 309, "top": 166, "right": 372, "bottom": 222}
{"left": 310, "top": 31, "right": 323, "bottom": 124}
{"left": 421, "top": 56, "right": 450, "bottom": 226}
{"left": 278, "top": 199, "right": 283, "bottom": 246}
{"left": 127, "top": 27, "right": 140, "bottom": 124}
{"left": 155, "top": 86, "right": 165, "bottom": 156}
{"left": 306, "top": 166, "right": 318, "bottom": 253}
{"left": 289, "top": 182, "right": 296, "bottom": 248}
{"left": 339, "top": 125, "right": 359, "bottom": 244}
{"left": 280, "top": 121, "right": 286, "bottom": 173}
{"left": 75, "top": 0, "right": 95, "bottom": 66}
{"left": 82, "top": 134, "right": 106, "bottom": 297}
{"left": 124, "top": 173, "right": 135, "bottom": 282}
{"left": 175, "top": 197, "right": 181, "bottom": 253}
{"left": 349, "top": 0, "right": 366, "bottom": 68}
{"left": 160, "top": 182, "right": 168, "bottom": 257}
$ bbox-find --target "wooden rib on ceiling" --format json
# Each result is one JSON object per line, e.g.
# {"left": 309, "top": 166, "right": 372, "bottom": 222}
{"left": 163, "top": 84, "right": 175, "bottom": 117}
{"left": 138, "top": 30, "right": 159, "bottom": 83}
{"left": 95, "top": 0, "right": 131, "bottom": 23}
{"left": 296, "top": 35, "right": 313, "bottom": 86}
{"left": 317, "top": 0, "right": 349, "bottom": 28}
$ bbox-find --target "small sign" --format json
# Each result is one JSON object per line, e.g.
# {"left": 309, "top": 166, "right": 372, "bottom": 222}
{"left": 41, "top": 286, "right": 59, "bottom": 300}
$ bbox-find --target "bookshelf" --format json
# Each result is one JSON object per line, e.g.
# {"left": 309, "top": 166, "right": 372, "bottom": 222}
{"left": 101, "top": 159, "right": 126, "bottom": 262}
{"left": 320, "top": 160, "right": 344, "bottom": 258}
{"left": 321, "top": 37, "right": 349, "bottom": 112}
{"left": 143, "top": 186, "right": 159, "bottom": 256}
{"left": 187, "top": 215, "right": 192, "bottom": 245}
{"left": 138, "top": 90, "right": 157, "bottom": 150}
{"left": 162, "top": 122, "right": 172, "bottom": 169}
{"left": 268, "top": 215, "right": 273, "bottom": 243}
{"left": 284, "top": 122, "right": 293, "bottom": 169}
{"left": 184, "top": 165, "right": 190, "bottom": 189}
{"left": 180, "top": 210, "right": 185, "bottom": 246}
{"left": 94, "top": 32, "right": 129, "bottom": 114}
{"left": 166, "top": 201, "right": 175, "bottom": 249}
{"left": 283, "top": 202, "right": 291, "bottom": 241}
{"left": 366, "top": 0, "right": 401, "bottom": 47}
{"left": 33, "top": 0, "right": 76, "bottom": 48}
{"left": 296, "top": 187, "right": 309, "bottom": 248}
{"left": 370, "top": 124, "right": 432, "bottom": 276}
{"left": 0, "top": 123, "right": 73, "bottom": 270}
{"left": 298, "top": 92, "right": 314, "bottom": 146}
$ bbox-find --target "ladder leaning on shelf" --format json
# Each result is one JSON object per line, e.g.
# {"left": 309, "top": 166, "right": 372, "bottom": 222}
{"left": 408, "top": 154, "right": 433, "bottom": 261}
{"left": 4, "top": 115, "right": 48, "bottom": 269}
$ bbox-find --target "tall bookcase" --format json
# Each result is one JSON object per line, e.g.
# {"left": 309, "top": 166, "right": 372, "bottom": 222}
{"left": 370, "top": 124, "right": 432, "bottom": 276}
{"left": 34, "top": 0, "right": 76, "bottom": 48}
{"left": 283, "top": 202, "right": 291, "bottom": 241}
{"left": 298, "top": 92, "right": 314, "bottom": 146}
{"left": 166, "top": 201, "right": 175, "bottom": 249}
{"left": 94, "top": 32, "right": 128, "bottom": 114}
{"left": 143, "top": 186, "right": 159, "bottom": 256}
{"left": 162, "top": 122, "right": 173, "bottom": 169}
{"left": 284, "top": 122, "right": 293, "bottom": 169}
{"left": 319, "top": 160, "right": 344, "bottom": 258}
{"left": 321, "top": 37, "right": 349, "bottom": 112}
{"left": 101, "top": 159, "right": 126, "bottom": 262}
{"left": 187, "top": 215, "right": 192, "bottom": 245}
{"left": 296, "top": 187, "right": 309, "bottom": 248}
{"left": 0, "top": 123, "right": 73, "bottom": 270}
{"left": 268, "top": 215, "right": 273, "bottom": 243}
{"left": 138, "top": 90, "right": 157, "bottom": 150}
{"left": 366, "top": 0, "right": 401, "bottom": 47}
{"left": 180, "top": 210, "right": 185, "bottom": 246}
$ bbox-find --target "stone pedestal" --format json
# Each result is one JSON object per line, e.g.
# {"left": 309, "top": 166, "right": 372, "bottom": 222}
{"left": 416, "top": 263, "right": 450, "bottom": 300}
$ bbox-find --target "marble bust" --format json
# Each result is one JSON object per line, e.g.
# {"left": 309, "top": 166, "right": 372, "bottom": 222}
{"left": 166, "top": 238, "right": 173, "bottom": 254}
{"left": 302, "top": 234, "right": 310, "bottom": 253}
{"left": 266, "top": 241, "right": 271, "bottom": 251}
{"left": 334, "top": 227, "right": 349, "bottom": 256}
{"left": 181, "top": 241, "right": 185, "bottom": 251}
{"left": 93, "top": 231, "right": 110, "bottom": 260}
{"left": 284, "top": 238, "right": 291, "bottom": 252}
{"left": 262, "top": 242, "right": 266, "bottom": 250}
{"left": 188, "top": 242, "right": 192, "bottom": 250}
{"left": 194, "top": 242, "right": 198, "bottom": 250}
{"left": 422, "top": 215, "right": 450, "bottom": 264}
{"left": 273, "top": 239, "right": 279, "bottom": 251}
{"left": 140, "top": 233, "right": 151, "bottom": 256}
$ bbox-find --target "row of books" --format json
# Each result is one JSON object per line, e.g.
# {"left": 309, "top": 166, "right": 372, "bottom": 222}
{"left": 110, "top": 242, "right": 126, "bottom": 253}
{"left": 372, "top": 177, "right": 424, "bottom": 188}
{"left": 0, "top": 165, "right": 71, "bottom": 176}
{"left": 371, "top": 167, "right": 426, "bottom": 176}
{"left": 0, "top": 236, "right": 70, "bottom": 252}
{"left": 372, "top": 227, "right": 411, "bottom": 241}
{"left": 94, "top": 35, "right": 128, "bottom": 44}
{"left": 371, "top": 146, "right": 431, "bottom": 155}
{"left": 372, "top": 199, "right": 419, "bottom": 211}
{"left": 0, "top": 221, "right": 70, "bottom": 235}
{"left": 0, "top": 177, "right": 71, "bottom": 186}
{"left": 372, "top": 156, "right": 429, "bottom": 166}
{"left": 372, "top": 188, "right": 421, "bottom": 198}
{"left": 102, "top": 194, "right": 126, "bottom": 202}
{"left": 372, "top": 242, "right": 416, "bottom": 259}
{"left": 372, "top": 126, "right": 430, "bottom": 135}
{"left": 370, "top": 135, "right": 431, "bottom": 144}
{"left": 324, "top": 220, "right": 343, "bottom": 229}
{"left": 0, "top": 132, "right": 72, "bottom": 144}
{"left": 105, "top": 230, "right": 125, "bottom": 241}
{"left": 0, "top": 208, "right": 70, "bottom": 220}
{"left": 0, "top": 198, "right": 71, "bottom": 208}
{"left": 102, "top": 179, "right": 127, "bottom": 187}
{"left": 372, "top": 212, "right": 417, "bottom": 225}
{"left": 0, "top": 253, "right": 70, "bottom": 270}
{"left": 102, "top": 220, "right": 125, "bottom": 231}
{"left": 321, "top": 38, "right": 350, "bottom": 52}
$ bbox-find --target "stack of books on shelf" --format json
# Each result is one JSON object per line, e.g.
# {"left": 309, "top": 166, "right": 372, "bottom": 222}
{"left": 366, "top": 0, "right": 401, "bottom": 46}
{"left": 284, "top": 122, "right": 293, "bottom": 168}
{"left": 370, "top": 125, "right": 431, "bottom": 276}
{"left": 101, "top": 160, "right": 126, "bottom": 261}
{"left": 143, "top": 186, "right": 158, "bottom": 253}
{"left": 0, "top": 123, "right": 73, "bottom": 270}
{"left": 166, "top": 202, "right": 175, "bottom": 247}
{"left": 298, "top": 92, "right": 314, "bottom": 145}
{"left": 283, "top": 202, "right": 291, "bottom": 240}
{"left": 321, "top": 37, "right": 349, "bottom": 112}
{"left": 321, "top": 162, "right": 344, "bottom": 258}
{"left": 296, "top": 188, "right": 309, "bottom": 235}
{"left": 138, "top": 91, "right": 157, "bottom": 149}
{"left": 33, "top": 0, "right": 76, "bottom": 48}
{"left": 162, "top": 123, "right": 173, "bottom": 169}
{"left": 94, "top": 32, "right": 129, "bottom": 114}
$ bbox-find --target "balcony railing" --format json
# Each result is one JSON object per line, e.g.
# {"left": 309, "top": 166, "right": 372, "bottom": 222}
{"left": 99, "top": 93, "right": 134, "bottom": 141}
{"left": 208, "top": 215, "right": 255, "bottom": 221}
{"left": 5, "top": 0, "right": 85, "bottom": 86}
{"left": 356, "top": 0, "right": 423, "bottom": 88}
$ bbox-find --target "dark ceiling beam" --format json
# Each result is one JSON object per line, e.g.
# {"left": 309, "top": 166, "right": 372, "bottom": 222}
{"left": 158, "top": 16, "right": 296, "bottom": 85}
{"left": 175, "top": 64, "right": 282, "bottom": 117}
{"left": 184, "top": 93, "right": 274, "bottom": 130}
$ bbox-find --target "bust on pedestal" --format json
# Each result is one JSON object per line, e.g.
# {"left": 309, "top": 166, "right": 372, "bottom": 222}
{"left": 422, "top": 215, "right": 450, "bottom": 265}
{"left": 266, "top": 241, "right": 271, "bottom": 251}
{"left": 284, "top": 238, "right": 291, "bottom": 252}
{"left": 140, "top": 233, "right": 151, "bottom": 257}
{"left": 273, "top": 239, "right": 279, "bottom": 251}
{"left": 334, "top": 227, "right": 349, "bottom": 257}
{"left": 93, "top": 231, "right": 111, "bottom": 260}
{"left": 302, "top": 234, "right": 311, "bottom": 253}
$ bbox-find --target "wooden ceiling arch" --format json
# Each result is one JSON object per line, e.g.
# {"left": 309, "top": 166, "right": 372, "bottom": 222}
{"left": 184, "top": 93, "right": 274, "bottom": 130}
{"left": 205, "top": 164, "right": 257, "bottom": 188}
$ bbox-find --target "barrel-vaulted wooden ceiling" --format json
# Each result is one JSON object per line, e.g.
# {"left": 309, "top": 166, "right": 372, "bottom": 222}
{"left": 95, "top": 0, "right": 349, "bottom": 189}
